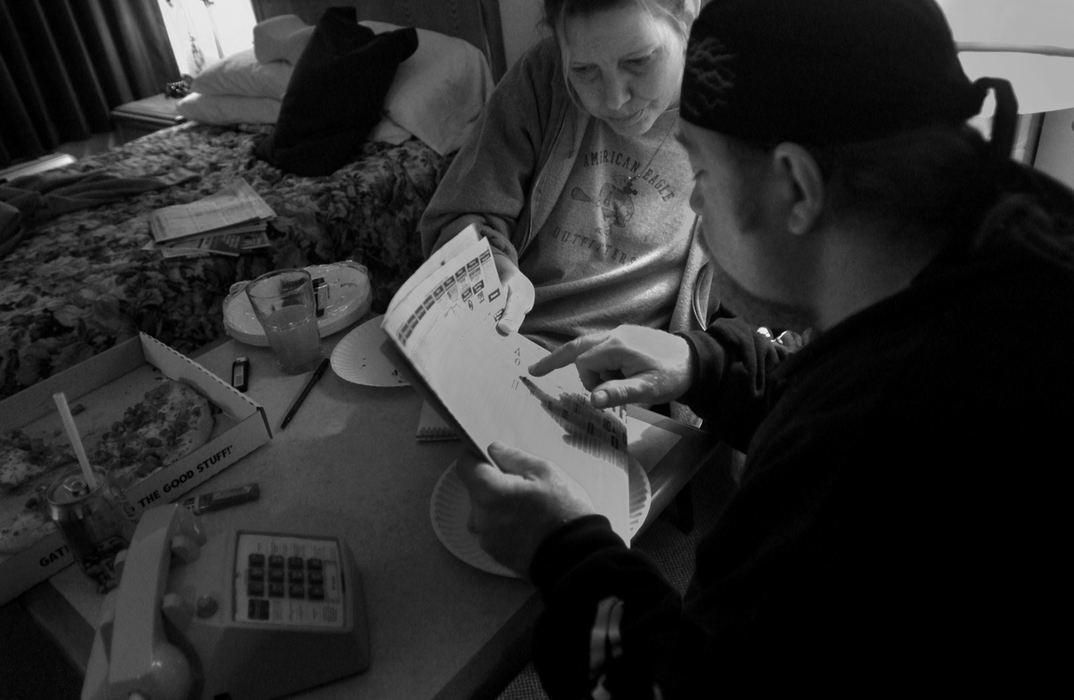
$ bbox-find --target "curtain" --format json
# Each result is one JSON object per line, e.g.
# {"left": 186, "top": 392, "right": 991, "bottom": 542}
{"left": 0, "top": 0, "right": 180, "bottom": 168}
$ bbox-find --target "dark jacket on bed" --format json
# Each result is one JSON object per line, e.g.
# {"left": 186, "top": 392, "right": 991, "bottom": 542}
{"left": 528, "top": 162, "right": 1074, "bottom": 697}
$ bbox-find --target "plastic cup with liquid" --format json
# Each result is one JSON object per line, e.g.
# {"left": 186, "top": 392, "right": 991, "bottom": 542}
{"left": 245, "top": 268, "right": 323, "bottom": 374}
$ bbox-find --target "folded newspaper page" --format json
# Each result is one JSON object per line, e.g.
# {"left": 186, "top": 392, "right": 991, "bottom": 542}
{"left": 147, "top": 178, "right": 274, "bottom": 245}
{"left": 381, "top": 226, "right": 631, "bottom": 542}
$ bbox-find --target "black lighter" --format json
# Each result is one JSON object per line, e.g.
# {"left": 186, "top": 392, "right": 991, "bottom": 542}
{"left": 313, "top": 276, "right": 328, "bottom": 317}
{"left": 231, "top": 356, "right": 250, "bottom": 392}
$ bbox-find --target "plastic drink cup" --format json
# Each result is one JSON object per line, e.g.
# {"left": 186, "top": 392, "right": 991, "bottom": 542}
{"left": 245, "top": 269, "right": 323, "bottom": 374}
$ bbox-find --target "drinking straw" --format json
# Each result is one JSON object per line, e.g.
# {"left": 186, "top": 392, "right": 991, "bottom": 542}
{"left": 52, "top": 392, "right": 98, "bottom": 491}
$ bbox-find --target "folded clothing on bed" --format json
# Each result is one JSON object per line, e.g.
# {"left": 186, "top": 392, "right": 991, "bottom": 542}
{"left": 0, "top": 170, "right": 177, "bottom": 257}
{"left": 254, "top": 7, "right": 418, "bottom": 176}
{"left": 178, "top": 43, "right": 410, "bottom": 143}
{"left": 185, "top": 12, "right": 493, "bottom": 156}
{"left": 248, "top": 13, "right": 493, "bottom": 157}
{"left": 0, "top": 170, "right": 171, "bottom": 219}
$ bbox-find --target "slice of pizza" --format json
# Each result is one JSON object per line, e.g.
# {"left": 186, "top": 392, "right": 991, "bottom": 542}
{"left": 92, "top": 379, "right": 215, "bottom": 488}
{"left": 0, "top": 494, "right": 56, "bottom": 555}
{"left": 0, "top": 429, "right": 76, "bottom": 493}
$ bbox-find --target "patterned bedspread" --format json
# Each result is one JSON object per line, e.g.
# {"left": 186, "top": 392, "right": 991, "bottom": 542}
{"left": 0, "top": 123, "right": 448, "bottom": 400}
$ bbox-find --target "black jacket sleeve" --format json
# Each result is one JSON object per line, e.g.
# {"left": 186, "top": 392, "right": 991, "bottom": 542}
{"left": 677, "top": 317, "right": 789, "bottom": 451}
{"left": 530, "top": 516, "right": 708, "bottom": 700}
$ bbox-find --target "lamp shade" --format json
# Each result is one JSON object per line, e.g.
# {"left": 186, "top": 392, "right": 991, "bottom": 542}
{"left": 937, "top": 0, "right": 1074, "bottom": 115}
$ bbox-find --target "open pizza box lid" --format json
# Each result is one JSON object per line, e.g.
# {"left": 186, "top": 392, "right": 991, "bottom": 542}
{"left": 0, "top": 333, "right": 271, "bottom": 606}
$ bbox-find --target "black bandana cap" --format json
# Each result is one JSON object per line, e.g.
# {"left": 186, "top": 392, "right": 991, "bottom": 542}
{"left": 681, "top": 0, "right": 1018, "bottom": 159}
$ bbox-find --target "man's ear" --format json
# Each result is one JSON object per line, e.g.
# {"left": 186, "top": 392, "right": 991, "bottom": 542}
{"left": 771, "top": 143, "right": 825, "bottom": 236}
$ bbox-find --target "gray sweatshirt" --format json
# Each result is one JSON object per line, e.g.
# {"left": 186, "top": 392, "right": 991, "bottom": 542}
{"left": 419, "top": 38, "right": 718, "bottom": 348}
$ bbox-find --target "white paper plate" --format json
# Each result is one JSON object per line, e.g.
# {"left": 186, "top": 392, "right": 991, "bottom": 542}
{"left": 223, "top": 262, "right": 372, "bottom": 346}
{"left": 430, "top": 457, "right": 651, "bottom": 578}
{"left": 330, "top": 314, "right": 410, "bottom": 387}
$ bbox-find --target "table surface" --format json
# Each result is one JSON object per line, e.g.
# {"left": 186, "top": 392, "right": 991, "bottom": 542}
{"left": 17, "top": 323, "right": 722, "bottom": 699}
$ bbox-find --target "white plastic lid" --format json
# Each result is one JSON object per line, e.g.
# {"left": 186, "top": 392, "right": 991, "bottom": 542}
{"left": 223, "top": 261, "right": 372, "bottom": 346}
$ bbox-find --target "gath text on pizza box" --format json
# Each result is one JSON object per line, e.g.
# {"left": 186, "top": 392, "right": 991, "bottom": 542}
{"left": 0, "top": 332, "right": 271, "bottom": 605}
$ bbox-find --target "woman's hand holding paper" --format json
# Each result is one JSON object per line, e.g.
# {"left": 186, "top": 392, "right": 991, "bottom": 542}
{"left": 492, "top": 251, "right": 535, "bottom": 336}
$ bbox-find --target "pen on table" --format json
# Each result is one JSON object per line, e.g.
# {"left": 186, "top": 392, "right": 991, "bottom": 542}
{"left": 279, "top": 357, "right": 330, "bottom": 430}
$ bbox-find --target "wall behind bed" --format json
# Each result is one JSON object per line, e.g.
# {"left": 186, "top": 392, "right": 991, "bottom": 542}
{"left": 498, "top": 0, "right": 546, "bottom": 69}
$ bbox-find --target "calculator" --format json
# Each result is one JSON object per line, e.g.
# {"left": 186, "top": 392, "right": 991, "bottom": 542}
{"left": 82, "top": 504, "right": 370, "bottom": 700}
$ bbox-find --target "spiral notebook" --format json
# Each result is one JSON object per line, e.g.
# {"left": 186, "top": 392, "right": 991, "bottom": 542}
{"left": 415, "top": 400, "right": 459, "bottom": 442}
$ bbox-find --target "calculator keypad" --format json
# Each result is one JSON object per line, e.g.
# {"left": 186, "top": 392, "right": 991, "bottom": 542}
{"left": 234, "top": 533, "right": 346, "bottom": 627}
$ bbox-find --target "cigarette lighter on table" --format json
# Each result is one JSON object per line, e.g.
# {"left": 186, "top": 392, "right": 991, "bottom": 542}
{"left": 182, "top": 483, "right": 260, "bottom": 514}
{"left": 314, "top": 277, "right": 328, "bottom": 317}
{"left": 232, "top": 356, "right": 249, "bottom": 392}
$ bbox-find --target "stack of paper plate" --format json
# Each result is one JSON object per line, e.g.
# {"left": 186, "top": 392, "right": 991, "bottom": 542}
{"left": 223, "top": 261, "right": 372, "bottom": 346}
{"left": 329, "top": 314, "right": 410, "bottom": 387}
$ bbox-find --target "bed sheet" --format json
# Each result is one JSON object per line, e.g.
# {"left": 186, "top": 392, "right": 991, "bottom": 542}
{"left": 0, "top": 122, "right": 448, "bottom": 400}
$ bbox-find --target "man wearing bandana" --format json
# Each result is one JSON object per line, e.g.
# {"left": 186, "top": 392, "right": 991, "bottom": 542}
{"left": 457, "top": 0, "right": 1074, "bottom": 696}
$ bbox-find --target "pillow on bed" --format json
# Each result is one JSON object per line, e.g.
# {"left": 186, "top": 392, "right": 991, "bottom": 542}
{"left": 255, "top": 7, "right": 418, "bottom": 176}
{"left": 359, "top": 21, "right": 494, "bottom": 156}
{"left": 177, "top": 93, "right": 282, "bottom": 124}
{"left": 192, "top": 49, "right": 292, "bottom": 100}
{"left": 250, "top": 14, "right": 493, "bottom": 157}
{"left": 253, "top": 14, "right": 315, "bottom": 64}
{"left": 178, "top": 90, "right": 413, "bottom": 143}
{"left": 368, "top": 117, "right": 413, "bottom": 145}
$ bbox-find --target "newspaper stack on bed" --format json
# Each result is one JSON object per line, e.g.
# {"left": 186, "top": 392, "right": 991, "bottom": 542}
{"left": 380, "top": 225, "right": 633, "bottom": 543}
{"left": 147, "top": 178, "right": 274, "bottom": 258}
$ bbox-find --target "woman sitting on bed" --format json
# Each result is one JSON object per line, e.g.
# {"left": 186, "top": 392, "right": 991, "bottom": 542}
{"left": 419, "top": 0, "right": 717, "bottom": 351}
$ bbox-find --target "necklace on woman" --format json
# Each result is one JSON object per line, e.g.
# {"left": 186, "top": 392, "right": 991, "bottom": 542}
{"left": 624, "top": 110, "right": 678, "bottom": 196}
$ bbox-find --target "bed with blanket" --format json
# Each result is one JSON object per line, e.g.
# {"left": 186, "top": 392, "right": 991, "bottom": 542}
{"left": 0, "top": 0, "right": 504, "bottom": 401}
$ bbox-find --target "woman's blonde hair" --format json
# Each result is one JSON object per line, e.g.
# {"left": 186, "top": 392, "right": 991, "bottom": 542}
{"left": 545, "top": 0, "right": 699, "bottom": 113}
{"left": 543, "top": 0, "right": 696, "bottom": 42}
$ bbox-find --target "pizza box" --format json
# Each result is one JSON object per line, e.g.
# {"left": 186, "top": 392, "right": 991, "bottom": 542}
{"left": 0, "top": 332, "right": 271, "bottom": 605}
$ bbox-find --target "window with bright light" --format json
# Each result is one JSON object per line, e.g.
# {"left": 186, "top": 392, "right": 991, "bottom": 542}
{"left": 157, "top": 0, "right": 257, "bottom": 76}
